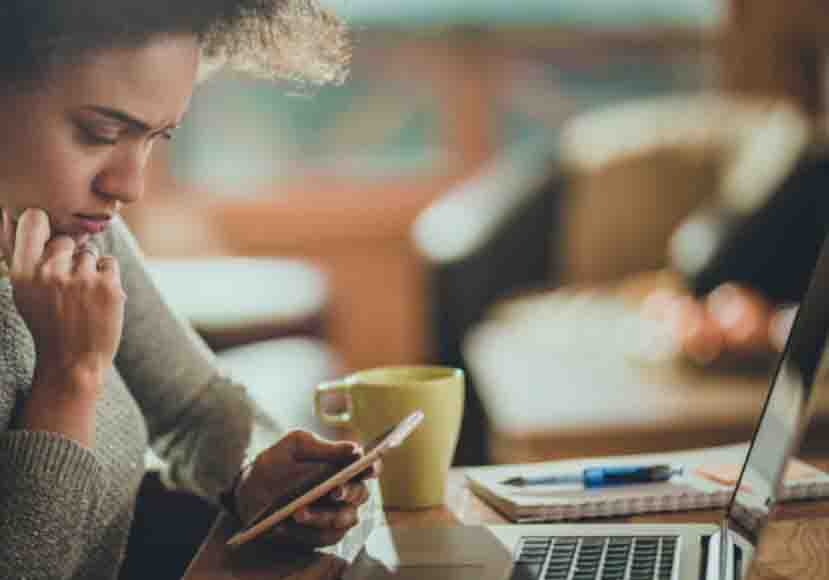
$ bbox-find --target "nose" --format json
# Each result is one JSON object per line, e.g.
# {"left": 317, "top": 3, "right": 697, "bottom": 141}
{"left": 93, "top": 143, "right": 150, "bottom": 205}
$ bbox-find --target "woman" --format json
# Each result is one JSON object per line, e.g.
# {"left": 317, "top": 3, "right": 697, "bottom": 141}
{"left": 0, "top": 2, "right": 372, "bottom": 579}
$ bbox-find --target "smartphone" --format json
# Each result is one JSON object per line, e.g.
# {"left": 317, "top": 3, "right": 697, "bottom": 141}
{"left": 226, "top": 409, "right": 425, "bottom": 547}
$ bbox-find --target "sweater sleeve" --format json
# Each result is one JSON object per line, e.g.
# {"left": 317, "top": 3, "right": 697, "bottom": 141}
{"left": 0, "top": 430, "right": 106, "bottom": 579}
{"left": 103, "top": 218, "right": 277, "bottom": 502}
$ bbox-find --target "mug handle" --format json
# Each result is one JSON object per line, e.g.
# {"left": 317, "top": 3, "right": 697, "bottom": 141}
{"left": 314, "top": 380, "right": 353, "bottom": 426}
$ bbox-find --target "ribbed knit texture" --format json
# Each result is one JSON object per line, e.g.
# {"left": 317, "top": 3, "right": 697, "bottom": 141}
{"left": 0, "top": 218, "right": 260, "bottom": 580}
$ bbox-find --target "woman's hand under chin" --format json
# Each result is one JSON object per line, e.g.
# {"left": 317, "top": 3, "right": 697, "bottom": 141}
{"left": 1, "top": 207, "right": 126, "bottom": 446}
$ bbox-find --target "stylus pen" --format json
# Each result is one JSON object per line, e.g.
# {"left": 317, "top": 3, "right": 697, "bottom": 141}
{"left": 501, "top": 464, "right": 683, "bottom": 487}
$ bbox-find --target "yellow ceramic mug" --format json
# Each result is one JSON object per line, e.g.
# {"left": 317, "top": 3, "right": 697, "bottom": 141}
{"left": 314, "top": 366, "right": 465, "bottom": 509}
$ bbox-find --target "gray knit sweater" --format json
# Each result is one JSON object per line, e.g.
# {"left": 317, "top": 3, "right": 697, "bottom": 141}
{"left": 0, "top": 218, "right": 266, "bottom": 580}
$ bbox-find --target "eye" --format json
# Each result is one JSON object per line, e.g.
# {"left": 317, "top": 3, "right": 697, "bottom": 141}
{"left": 78, "top": 124, "right": 118, "bottom": 146}
{"left": 152, "top": 130, "right": 174, "bottom": 142}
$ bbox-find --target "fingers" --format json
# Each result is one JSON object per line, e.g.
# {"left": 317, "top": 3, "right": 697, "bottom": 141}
{"left": 769, "top": 305, "right": 797, "bottom": 352}
{"left": 289, "top": 430, "right": 362, "bottom": 464}
{"left": 676, "top": 296, "right": 725, "bottom": 365}
{"left": 290, "top": 480, "right": 368, "bottom": 536}
{"left": 267, "top": 520, "right": 350, "bottom": 549}
{"left": 41, "top": 236, "right": 76, "bottom": 275}
{"left": 40, "top": 238, "right": 113, "bottom": 280}
{"left": 328, "top": 480, "right": 370, "bottom": 505}
{"left": 0, "top": 207, "right": 118, "bottom": 279}
{"left": 261, "top": 504, "right": 359, "bottom": 549}
{"left": 642, "top": 284, "right": 778, "bottom": 365}
{"left": 357, "top": 459, "right": 382, "bottom": 480}
{"left": 72, "top": 244, "right": 100, "bottom": 275}
{"left": 643, "top": 290, "right": 725, "bottom": 365}
{"left": 11, "top": 208, "right": 51, "bottom": 278}
{"left": 96, "top": 255, "right": 124, "bottom": 297}
{"left": 294, "top": 503, "right": 360, "bottom": 531}
{"left": 705, "top": 283, "right": 773, "bottom": 352}
{"left": 96, "top": 255, "right": 118, "bottom": 274}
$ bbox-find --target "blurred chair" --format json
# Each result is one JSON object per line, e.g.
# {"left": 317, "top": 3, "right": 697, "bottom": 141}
{"left": 142, "top": 256, "right": 340, "bottom": 472}
{"left": 556, "top": 94, "right": 811, "bottom": 285}
{"left": 412, "top": 137, "right": 563, "bottom": 466}
{"left": 145, "top": 258, "right": 328, "bottom": 352}
{"left": 415, "top": 93, "right": 818, "bottom": 464}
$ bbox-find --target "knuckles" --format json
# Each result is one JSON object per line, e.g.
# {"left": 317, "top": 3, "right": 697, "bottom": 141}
{"left": 317, "top": 528, "right": 349, "bottom": 546}
{"left": 10, "top": 254, "right": 125, "bottom": 307}
{"left": 45, "top": 235, "right": 76, "bottom": 253}
{"left": 35, "top": 267, "right": 71, "bottom": 288}
{"left": 334, "top": 508, "right": 358, "bottom": 529}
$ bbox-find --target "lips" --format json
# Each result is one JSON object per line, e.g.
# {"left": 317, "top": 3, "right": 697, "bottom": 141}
{"left": 75, "top": 214, "right": 112, "bottom": 235}
{"left": 6, "top": 211, "right": 114, "bottom": 237}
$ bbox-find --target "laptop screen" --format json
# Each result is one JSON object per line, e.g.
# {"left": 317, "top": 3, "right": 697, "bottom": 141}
{"left": 727, "top": 235, "right": 829, "bottom": 534}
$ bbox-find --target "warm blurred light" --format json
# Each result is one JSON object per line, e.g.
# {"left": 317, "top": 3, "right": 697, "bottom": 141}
{"left": 146, "top": 258, "right": 328, "bottom": 331}
{"left": 323, "top": 0, "right": 721, "bottom": 28}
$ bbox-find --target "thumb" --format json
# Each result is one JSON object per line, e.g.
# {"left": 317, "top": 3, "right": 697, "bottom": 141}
{"left": 291, "top": 430, "right": 361, "bottom": 463}
{"left": 12, "top": 208, "right": 51, "bottom": 277}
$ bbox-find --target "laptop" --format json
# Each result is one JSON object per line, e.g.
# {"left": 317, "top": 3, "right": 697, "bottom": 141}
{"left": 346, "top": 235, "right": 829, "bottom": 580}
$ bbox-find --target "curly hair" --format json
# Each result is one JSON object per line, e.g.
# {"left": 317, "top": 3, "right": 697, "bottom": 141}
{"left": 0, "top": 0, "right": 350, "bottom": 88}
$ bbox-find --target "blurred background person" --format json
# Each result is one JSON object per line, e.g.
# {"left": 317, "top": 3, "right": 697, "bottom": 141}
{"left": 126, "top": 0, "right": 829, "bottom": 471}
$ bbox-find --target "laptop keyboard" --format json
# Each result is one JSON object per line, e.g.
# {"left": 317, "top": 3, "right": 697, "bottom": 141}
{"left": 511, "top": 535, "right": 679, "bottom": 580}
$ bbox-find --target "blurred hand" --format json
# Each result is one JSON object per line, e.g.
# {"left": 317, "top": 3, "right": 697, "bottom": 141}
{"left": 641, "top": 282, "right": 797, "bottom": 366}
{"left": 235, "top": 430, "right": 379, "bottom": 549}
{"left": 0, "top": 207, "right": 125, "bottom": 392}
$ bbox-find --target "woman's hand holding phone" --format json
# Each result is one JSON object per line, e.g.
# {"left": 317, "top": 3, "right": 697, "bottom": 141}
{"left": 1, "top": 207, "right": 125, "bottom": 446}
{"left": 234, "top": 430, "right": 379, "bottom": 549}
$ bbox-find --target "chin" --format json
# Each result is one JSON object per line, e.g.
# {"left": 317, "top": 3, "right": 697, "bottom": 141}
{"left": 73, "top": 233, "right": 92, "bottom": 246}
{"left": 52, "top": 230, "right": 91, "bottom": 246}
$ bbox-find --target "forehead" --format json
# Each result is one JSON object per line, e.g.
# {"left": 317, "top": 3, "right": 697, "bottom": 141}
{"left": 46, "top": 34, "right": 200, "bottom": 125}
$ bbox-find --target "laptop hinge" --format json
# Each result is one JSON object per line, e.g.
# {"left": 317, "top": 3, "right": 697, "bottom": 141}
{"left": 704, "top": 522, "right": 736, "bottom": 580}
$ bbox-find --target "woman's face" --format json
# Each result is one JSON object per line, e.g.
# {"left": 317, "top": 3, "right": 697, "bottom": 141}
{"left": 0, "top": 34, "right": 200, "bottom": 245}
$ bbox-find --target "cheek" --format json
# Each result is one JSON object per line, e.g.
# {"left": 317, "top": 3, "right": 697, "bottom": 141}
{"left": 0, "top": 133, "right": 98, "bottom": 213}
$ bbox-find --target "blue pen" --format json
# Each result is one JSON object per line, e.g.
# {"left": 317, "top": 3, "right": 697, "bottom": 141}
{"left": 500, "top": 464, "right": 683, "bottom": 487}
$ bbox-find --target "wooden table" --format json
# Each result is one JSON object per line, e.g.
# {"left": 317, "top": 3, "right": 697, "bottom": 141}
{"left": 185, "top": 462, "right": 829, "bottom": 580}
{"left": 462, "top": 281, "right": 829, "bottom": 464}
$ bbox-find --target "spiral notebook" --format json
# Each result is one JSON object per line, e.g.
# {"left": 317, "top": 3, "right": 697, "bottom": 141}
{"left": 465, "top": 443, "right": 829, "bottom": 526}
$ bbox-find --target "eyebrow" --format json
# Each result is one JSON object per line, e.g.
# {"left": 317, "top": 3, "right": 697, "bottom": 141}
{"left": 80, "top": 105, "right": 179, "bottom": 133}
